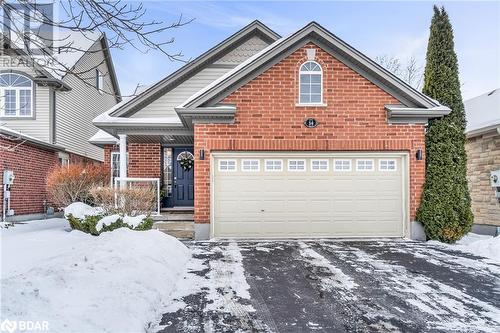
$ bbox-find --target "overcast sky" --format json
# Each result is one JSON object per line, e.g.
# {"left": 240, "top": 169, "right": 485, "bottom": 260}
{"left": 110, "top": 1, "right": 500, "bottom": 100}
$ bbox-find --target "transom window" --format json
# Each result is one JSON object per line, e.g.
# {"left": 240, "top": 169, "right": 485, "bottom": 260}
{"left": 311, "top": 160, "right": 329, "bottom": 171}
{"left": 242, "top": 159, "right": 260, "bottom": 172}
{"left": 219, "top": 160, "right": 236, "bottom": 171}
{"left": 299, "top": 61, "right": 322, "bottom": 104}
{"left": 379, "top": 159, "right": 397, "bottom": 171}
{"left": 288, "top": 160, "right": 306, "bottom": 171}
{"left": 0, "top": 73, "right": 33, "bottom": 117}
{"left": 334, "top": 159, "right": 351, "bottom": 171}
{"left": 356, "top": 159, "right": 374, "bottom": 171}
{"left": 265, "top": 160, "right": 283, "bottom": 172}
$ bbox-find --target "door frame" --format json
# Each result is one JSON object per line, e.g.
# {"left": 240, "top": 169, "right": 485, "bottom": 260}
{"left": 161, "top": 145, "right": 195, "bottom": 208}
{"left": 209, "top": 151, "right": 410, "bottom": 239}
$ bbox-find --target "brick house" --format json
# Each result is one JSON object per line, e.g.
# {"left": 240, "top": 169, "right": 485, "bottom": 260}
{"left": 465, "top": 88, "right": 500, "bottom": 235}
{"left": 0, "top": 31, "right": 120, "bottom": 221}
{"left": 92, "top": 21, "right": 449, "bottom": 240}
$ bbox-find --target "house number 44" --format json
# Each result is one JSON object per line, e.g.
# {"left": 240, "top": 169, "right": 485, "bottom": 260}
{"left": 304, "top": 118, "right": 318, "bottom": 128}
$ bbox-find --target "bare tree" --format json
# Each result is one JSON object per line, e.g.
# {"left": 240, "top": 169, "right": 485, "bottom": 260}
{"left": 376, "top": 54, "right": 423, "bottom": 90}
{"left": 1, "top": 1, "right": 193, "bottom": 95}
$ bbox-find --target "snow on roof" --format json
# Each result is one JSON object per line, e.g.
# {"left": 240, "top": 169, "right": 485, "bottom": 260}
{"left": 0, "top": 125, "right": 64, "bottom": 150}
{"left": 38, "top": 30, "right": 102, "bottom": 80}
{"left": 465, "top": 88, "right": 500, "bottom": 133}
{"left": 88, "top": 129, "right": 118, "bottom": 144}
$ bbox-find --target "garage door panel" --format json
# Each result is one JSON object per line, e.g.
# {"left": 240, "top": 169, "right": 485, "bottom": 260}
{"left": 213, "top": 154, "right": 405, "bottom": 238}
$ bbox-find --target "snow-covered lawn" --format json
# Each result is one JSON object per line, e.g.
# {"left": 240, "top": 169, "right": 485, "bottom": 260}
{"left": 428, "top": 233, "right": 500, "bottom": 262}
{"left": 1, "top": 219, "right": 189, "bottom": 333}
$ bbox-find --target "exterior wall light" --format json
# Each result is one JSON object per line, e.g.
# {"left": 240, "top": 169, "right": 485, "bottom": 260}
{"left": 199, "top": 149, "right": 205, "bottom": 160}
{"left": 416, "top": 149, "right": 423, "bottom": 161}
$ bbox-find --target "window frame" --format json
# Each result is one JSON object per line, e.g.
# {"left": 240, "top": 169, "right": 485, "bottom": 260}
{"left": 111, "top": 151, "right": 129, "bottom": 185}
{"left": 356, "top": 159, "right": 375, "bottom": 172}
{"left": 96, "top": 69, "right": 104, "bottom": 94}
{"left": 311, "top": 159, "right": 329, "bottom": 172}
{"left": 241, "top": 159, "right": 260, "bottom": 172}
{"left": 218, "top": 159, "right": 237, "bottom": 172}
{"left": 265, "top": 159, "right": 283, "bottom": 172}
{"left": 298, "top": 61, "right": 323, "bottom": 106}
{"left": 288, "top": 159, "right": 306, "bottom": 172}
{"left": 379, "top": 159, "right": 397, "bottom": 172}
{"left": 333, "top": 159, "right": 352, "bottom": 172}
{"left": 0, "top": 73, "right": 34, "bottom": 118}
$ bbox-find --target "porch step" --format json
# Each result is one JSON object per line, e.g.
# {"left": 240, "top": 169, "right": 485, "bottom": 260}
{"left": 153, "top": 221, "right": 194, "bottom": 240}
{"left": 152, "top": 214, "right": 194, "bottom": 222}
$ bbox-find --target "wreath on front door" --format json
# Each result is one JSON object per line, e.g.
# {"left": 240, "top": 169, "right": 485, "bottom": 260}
{"left": 177, "top": 151, "right": 194, "bottom": 171}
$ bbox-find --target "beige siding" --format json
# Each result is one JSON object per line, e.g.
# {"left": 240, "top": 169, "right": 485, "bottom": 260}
{"left": 0, "top": 59, "right": 51, "bottom": 142}
{"left": 55, "top": 40, "right": 118, "bottom": 161}
{"left": 214, "top": 36, "right": 269, "bottom": 65}
{"left": 132, "top": 67, "right": 231, "bottom": 118}
{"left": 466, "top": 133, "right": 500, "bottom": 226}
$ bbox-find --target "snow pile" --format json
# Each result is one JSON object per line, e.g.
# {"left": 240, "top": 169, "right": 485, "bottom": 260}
{"left": 1, "top": 219, "right": 190, "bottom": 332}
{"left": 429, "top": 233, "right": 500, "bottom": 262}
{"left": 64, "top": 202, "right": 103, "bottom": 219}
{"left": 95, "top": 214, "right": 121, "bottom": 230}
{"left": 123, "top": 214, "right": 147, "bottom": 228}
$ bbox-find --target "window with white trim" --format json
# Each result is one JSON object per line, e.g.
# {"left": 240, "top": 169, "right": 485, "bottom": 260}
{"left": 0, "top": 73, "right": 33, "bottom": 117}
{"left": 219, "top": 160, "right": 236, "bottom": 171}
{"left": 334, "top": 159, "right": 351, "bottom": 171}
{"left": 111, "top": 152, "right": 129, "bottom": 184}
{"left": 299, "top": 61, "right": 322, "bottom": 104}
{"left": 356, "top": 159, "right": 374, "bottom": 171}
{"left": 265, "top": 159, "right": 283, "bottom": 172}
{"left": 288, "top": 160, "right": 306, "bottom": 171}
{"left": 242, "top": 159, "right": 260, "bottom": 172}
{"left": 311, "top": 159, "right": 329, "bottom": 171}
{"left": 379, "top": 159, "right": 397, "bottom": 171}
{"left": 96, "top": 69, "right": 104, "bottom": 93}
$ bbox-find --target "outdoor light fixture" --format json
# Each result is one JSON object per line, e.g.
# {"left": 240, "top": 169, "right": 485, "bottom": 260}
{"left": 199, "top": 149, "right": 205, "bottom": 160}
{"left": 416, "top": 149, "right": 423, "bottom": 161}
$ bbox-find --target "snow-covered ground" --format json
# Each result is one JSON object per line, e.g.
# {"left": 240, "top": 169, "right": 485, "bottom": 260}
{"left": 429, "top": 233, "right": 500, "bottom": 262}
{"left": 1, "top": 219, "right": 189, "bottom": 333}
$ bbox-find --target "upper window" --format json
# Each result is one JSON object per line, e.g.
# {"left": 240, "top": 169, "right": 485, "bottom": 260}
{"left": 96, "top": 69, "right": 104, "bottom": 93}
{"left": 299, "top": 61, "right": 322, "bottom": 104}
{"left": 0, "top": 73, "right": 33, "bottom": 117}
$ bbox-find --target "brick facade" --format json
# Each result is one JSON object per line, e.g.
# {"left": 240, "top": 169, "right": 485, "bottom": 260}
{"left": 0, "top": 137, "right": 59, "bottom": 216}
{"left": 194, "top": 43, "right": 426, "bottom": 224}
{"left": 466, "top": 133, "right": 500, "bottom": 226}
{"left": 103, "top": 143, "right": 161, "bottom": 180}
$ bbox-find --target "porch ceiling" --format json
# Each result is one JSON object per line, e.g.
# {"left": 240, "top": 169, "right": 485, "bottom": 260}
{"left": 128, "top": 134, "right": 193, "bottom": 145}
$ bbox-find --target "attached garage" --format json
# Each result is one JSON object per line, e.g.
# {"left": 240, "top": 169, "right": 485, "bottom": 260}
{"left": 211, "top": 152, "right": 409, "bottom": 239}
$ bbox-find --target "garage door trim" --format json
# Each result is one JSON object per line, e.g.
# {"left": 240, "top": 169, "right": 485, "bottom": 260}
{"left": 210, "top": 151, "right": 410, "bottom": 239}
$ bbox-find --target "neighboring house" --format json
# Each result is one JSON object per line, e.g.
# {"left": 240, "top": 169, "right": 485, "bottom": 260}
{"left": 0, "top": 31, "right": 121, "bottom": 221}
{"left": 91, "top": 21, "right": 450, "bottom": 240}
{"left": 465, "top": 88, "right": 500, "bottom": 235}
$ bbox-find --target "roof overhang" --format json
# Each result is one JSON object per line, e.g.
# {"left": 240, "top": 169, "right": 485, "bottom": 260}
{"left": 175, "top": 105, "right": 236, "bottom": 128}
{"left": 0, "top": 126, "right": 65, "bottom": 152}
{"left": 182, "top": 22, "right": 441, "bottom": 110}
{"left": 466, "top": 124, "right": 500, "bottom": 138}
{"left": 385, "top": 105, "right": 451, "bottom": 124}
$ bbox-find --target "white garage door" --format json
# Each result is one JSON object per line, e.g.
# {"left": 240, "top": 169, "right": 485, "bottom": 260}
{"left": 212, "top": 152, "right": 408, "bottom": 238}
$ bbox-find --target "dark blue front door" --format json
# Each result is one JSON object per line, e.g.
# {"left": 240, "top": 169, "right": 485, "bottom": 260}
{"left": 173, "top": 148, "right": 194, "bottom": 207}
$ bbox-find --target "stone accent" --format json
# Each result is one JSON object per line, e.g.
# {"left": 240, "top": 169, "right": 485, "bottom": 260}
{"left": 194, "top": 43, "right": 427, "bottom": 224}
{"left": 466, "top": 133, "right": 500, "bottom": 226}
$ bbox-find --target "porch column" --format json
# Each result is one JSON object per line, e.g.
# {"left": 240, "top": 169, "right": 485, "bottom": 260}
{"left": 118, "top": 134, "right": 127, "bottom": 189}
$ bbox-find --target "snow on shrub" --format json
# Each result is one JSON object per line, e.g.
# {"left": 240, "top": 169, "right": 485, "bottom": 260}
{"left": 64, "top": 202, "right": 103, "bottom": 219}
{"left": 1, "top": 220, "right": 190, "bottom": 333}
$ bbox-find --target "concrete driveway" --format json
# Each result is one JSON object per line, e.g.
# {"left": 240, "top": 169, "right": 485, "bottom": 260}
{"left": 155, "top": 241, "right": 500, "bottom": 333}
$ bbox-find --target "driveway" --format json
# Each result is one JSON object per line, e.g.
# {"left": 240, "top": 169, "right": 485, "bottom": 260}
{"left": 155, "top": 240, "right": 500, "bottom": 333}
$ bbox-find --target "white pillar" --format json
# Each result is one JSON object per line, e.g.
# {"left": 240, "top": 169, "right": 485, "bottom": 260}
{"left": 118, "top": 134, "right": 127, "bottom": 189}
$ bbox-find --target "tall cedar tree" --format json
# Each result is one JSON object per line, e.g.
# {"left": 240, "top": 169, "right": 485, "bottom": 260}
{"left": 416, "top": 6, "right": 473, "bottom": 242}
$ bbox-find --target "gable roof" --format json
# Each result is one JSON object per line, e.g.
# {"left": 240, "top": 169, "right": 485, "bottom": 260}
{"left": 108, "top": 20, "right": 280, "bottom": 118}
{"left": 180, "top": 22, "right": 441, "bottom": 110}
{"left": 465, "top": 88, "right": 500, "bottom": 136}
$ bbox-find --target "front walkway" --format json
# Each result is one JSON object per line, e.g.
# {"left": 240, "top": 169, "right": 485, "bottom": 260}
{"left": 154, "top": 240, "right": 500, "bottom": 333}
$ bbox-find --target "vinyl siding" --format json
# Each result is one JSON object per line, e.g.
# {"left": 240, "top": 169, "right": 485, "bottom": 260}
{"left": 214, "top": 35, "right": 269, "bottom": 65}
{"left": 0, "top": 61, "right": 51, "bottom": 142}
{"left": 131, "top": 67, "right": 232, "bottom": 118}
{"left": 131, "top": 35, "right": 270, "bottom": 119}
{"left": 55, "top": 40, "right": 118, "bottom": 161}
